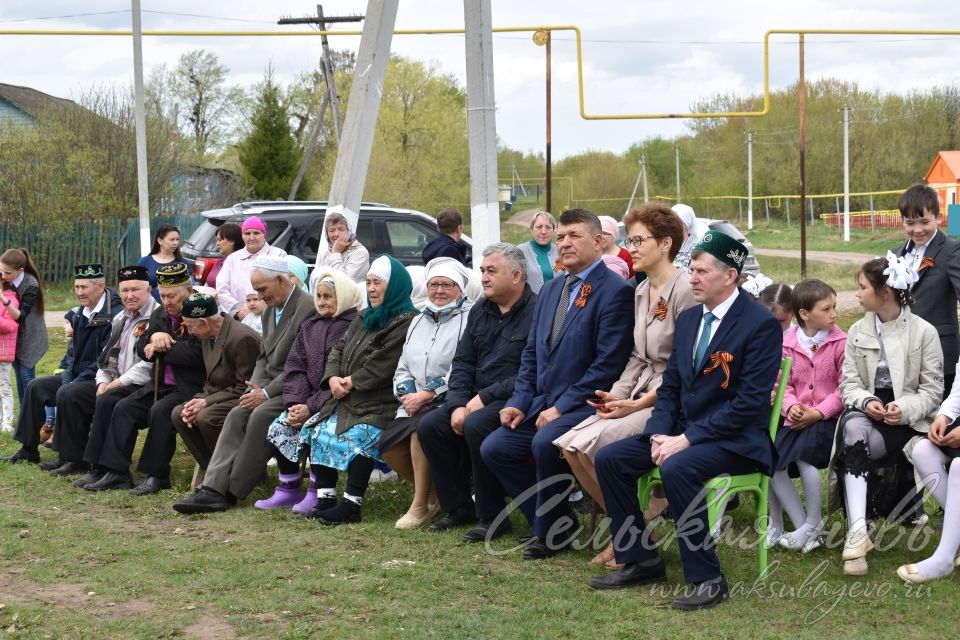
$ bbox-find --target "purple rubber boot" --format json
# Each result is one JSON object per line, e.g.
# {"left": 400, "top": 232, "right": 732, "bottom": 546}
{"left": 292, "top": 472, "right": 320, "bottom": 515}
{"left": 254, "top": 473, "right": 304, "bottom": 510}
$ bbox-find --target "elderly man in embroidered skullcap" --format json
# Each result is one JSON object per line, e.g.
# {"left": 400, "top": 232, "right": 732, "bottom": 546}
{"left": 590, "top": 230, "right": 782, "bottom": 611}
{"left": 4, "top": 264, "right": 120, "bottom": 465}
{"left": 47, "top": 266, "right": 160, "bottom": 478}
{"left": 173, "top": 254, "right": 317, "bottom": 514}
{"left": 216, "top": 215, "right": 287, "bottom": 319}
{"left": 79, "top": 263, "right": 204, "bottom": 495}
{"left": 171, "top": 292, "right": 261, "bottom": 472}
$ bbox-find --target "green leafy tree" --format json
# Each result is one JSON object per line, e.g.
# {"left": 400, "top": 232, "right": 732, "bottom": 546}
{"left": 238, "top": 70, "right": 306, "bottom": 200}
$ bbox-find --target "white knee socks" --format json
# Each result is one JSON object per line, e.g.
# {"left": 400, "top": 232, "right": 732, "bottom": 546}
{"left": 914, "top": 458, "right": 960, "bottom": 579}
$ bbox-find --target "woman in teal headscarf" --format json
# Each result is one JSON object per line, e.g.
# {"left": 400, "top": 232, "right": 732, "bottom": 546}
{"left": 286, "top": 255, "right": 310, "bottom": 292}
{"left": 299, "top": 255, "right": 418, "bottom": 525}
{"left": 517, "top": 210, "right": 558, "bottom": 294}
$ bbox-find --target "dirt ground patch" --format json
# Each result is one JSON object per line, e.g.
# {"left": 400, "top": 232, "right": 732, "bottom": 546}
{"left": 0, "top": 572, "right": 154, "bottom": 618}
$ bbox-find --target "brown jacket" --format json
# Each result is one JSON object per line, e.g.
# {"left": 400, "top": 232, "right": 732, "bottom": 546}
{"left": 251, "top": 286, "right": 318, "bottom": 400}
{"left": 196, "top": 313, "right": 261, "bottom": 405}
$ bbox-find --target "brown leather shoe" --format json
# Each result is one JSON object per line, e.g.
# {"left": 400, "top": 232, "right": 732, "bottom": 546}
{"left": 39, "top": 424, "right": 53, "bottom": 445}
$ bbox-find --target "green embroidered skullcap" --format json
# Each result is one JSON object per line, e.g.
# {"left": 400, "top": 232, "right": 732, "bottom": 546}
{"left": 74, "top": 263, "right": 104, "bottom": 279}
{"left": 156, "top": 263, "right": 190, "bottom": 288}
{"left": 693, "top": 230, "right": 749, "bottom": 274}
{"left": 181, "top": 292, "right": 218, "bottom": 319}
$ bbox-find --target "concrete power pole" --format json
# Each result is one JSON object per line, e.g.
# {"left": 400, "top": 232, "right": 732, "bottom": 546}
{"left": 318, "top": 0, "right": 398, "bottom": 250}
{"left": 842, "top": 105, "right": 851, "bottom": 242}
{"left": 675, "top": 145, "right": 681, "bottom": 203}
{"left": 747, "top": 129, "right": 753, "bottom": 230}
{"left": 463, "top": 0, "right": 500, "bottom": 257}
{"left": 280, "top": 6, "right": 361, "bottom": 200}
{"left": 131, "top": 0, "right": 151, "bottom": 256}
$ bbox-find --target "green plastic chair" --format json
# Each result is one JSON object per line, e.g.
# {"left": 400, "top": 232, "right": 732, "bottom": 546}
{"left": 637, "top": 357, "right": 793, "bottom": 582}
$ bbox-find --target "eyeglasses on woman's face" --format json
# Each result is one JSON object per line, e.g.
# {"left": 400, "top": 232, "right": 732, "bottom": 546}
{"left": 627, "top": 234, "right": 659, "bottom": 248}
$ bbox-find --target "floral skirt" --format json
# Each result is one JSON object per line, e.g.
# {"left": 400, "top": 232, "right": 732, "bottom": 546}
{"left": 266, "top": 409, "right": 303, "bottom": 464}
{"left": 297, "top": 409, "right": 383, "bottom": 471}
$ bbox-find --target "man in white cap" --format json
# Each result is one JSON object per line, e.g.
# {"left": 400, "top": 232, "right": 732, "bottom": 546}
{"left": 173, "top": 254, "right": 317, "bottom": 514}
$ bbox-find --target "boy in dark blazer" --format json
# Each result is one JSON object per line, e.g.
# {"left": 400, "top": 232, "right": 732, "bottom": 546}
{"left": 591, "top": 231, "right": 782, "bottom": 611}
{"left": 893, "top": 183, "right": 960, "bottom": 397}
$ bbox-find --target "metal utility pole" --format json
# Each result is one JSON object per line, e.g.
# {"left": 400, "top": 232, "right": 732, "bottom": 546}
{"left": 675, "top": 145, "right": 681, "bottom": 203}
{"left": 533, "top": 29, "right": 552, "bottom": 213}
{"left": 641, "top": 152, "right": 649, "bottom": 203}
{"left": 842, "top": 105, "right": 851, "bottom": 242}
{"left": 130, "top": 0, "right": 151, "bottom": 256}
{"left": 280, "top": 6, "right": 361, "bottom": 200}
{"left": 463, "top": 0, "right": 500, "bottom": 256}
{"left": 319, "top": 0, "right": 398, "bottom": 243}
{"left": 747, "top": 129, "right": 754, "bottom": 231}
{"left": 798, "top": 34, "right": 807, "bottom": 278}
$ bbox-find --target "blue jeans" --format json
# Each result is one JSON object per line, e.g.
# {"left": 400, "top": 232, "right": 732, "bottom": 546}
{"left": 12, "top": 361, "right": 36, "bottom": 406}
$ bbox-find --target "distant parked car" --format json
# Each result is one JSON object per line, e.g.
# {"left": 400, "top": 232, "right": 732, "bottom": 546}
{"left": 616, "top": 217, "right": 760, "bottom": 277}
{"left": 182, "top": 201, "right": 473, "bottom": 284}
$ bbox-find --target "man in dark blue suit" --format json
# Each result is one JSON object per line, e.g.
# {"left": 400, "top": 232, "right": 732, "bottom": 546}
{"left": 590, "top": 231, "right": 782, "bottom": 610}
{"left": 482, "top": 209, "right": 634, "bottom": 559}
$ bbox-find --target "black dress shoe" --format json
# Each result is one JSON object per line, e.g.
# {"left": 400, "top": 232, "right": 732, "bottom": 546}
{"left": 49, "top": 461, "right": 90, "bottom": 477}
{"left": 589, "top": 559, "right": 668, "bottom": 590}
{"left": 670, "top": 575, "right": 729, "bottom": 611}
{"left": 129, "top": 476, "right": 171, "bottom": 496}
{"left": 39, "top": 458, "right": 63, "bottom": 471}
{"left": 463, "top": 518, "right": 513, "bottom": 543}
{"left": 522, "top": 536, "right": 572, "bottom": 560}
{"left": 84, "top": 471, "right": 134, "bottom": 491}
{"left": 428, "top": 506, "right": 477, "bottom": 532}
{"left": 73, "top": 469, "right": 105, "bottom": 488}
{"left": 517, "top": 533, "right": 536, "bottom": 545}
{"left": 300, "top": 497, "right": 338, "bottom": 520}
{"left": 172, "top": 486, "right": 230, "bottom": 514}
{"left": 2, "top": 448, "right": 40, "bottom": 464}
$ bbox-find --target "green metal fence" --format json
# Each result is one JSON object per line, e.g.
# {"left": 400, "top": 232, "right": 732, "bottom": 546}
{"left": 0, "top": 214, "right": 204, "bottom": 283}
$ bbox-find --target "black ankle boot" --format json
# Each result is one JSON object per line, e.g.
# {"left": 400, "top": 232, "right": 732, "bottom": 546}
{"left": 314, "top": 499, "right": 361, "bottom": 526}
{"left": 300, "top": 497, "right": 338, "bottom": 520}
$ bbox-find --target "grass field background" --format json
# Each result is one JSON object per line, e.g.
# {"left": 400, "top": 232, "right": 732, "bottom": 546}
{"left": 2, "top": 324, "right": 958, "bottom": 638}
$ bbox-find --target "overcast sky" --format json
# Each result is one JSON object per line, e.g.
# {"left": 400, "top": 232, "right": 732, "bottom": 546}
{"left": 2, "top": 1, "right": 959, "bottom": 159}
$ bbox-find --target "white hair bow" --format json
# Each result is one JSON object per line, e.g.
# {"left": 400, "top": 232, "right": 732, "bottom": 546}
{"left": 742, "top": 273, "right": 773, "bottom": 298}
{"left": 883, "top": 250, "right": 919, "bottom": 290}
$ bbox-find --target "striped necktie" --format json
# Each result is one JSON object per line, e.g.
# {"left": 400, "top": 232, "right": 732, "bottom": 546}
{"left": 550, "top": 274, "right": 578, "bottom": 347}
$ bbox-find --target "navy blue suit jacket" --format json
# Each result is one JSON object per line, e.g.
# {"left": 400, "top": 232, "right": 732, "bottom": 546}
{"left": 506, "top": 259, "right": 634, "bottom": 418}
{"left": 644, "top": 289, "right": 783, "bottom": 474}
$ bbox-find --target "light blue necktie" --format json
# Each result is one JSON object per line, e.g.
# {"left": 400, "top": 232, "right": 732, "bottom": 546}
{"left": 694, "top": 311, "right": 716, "bottom": 371}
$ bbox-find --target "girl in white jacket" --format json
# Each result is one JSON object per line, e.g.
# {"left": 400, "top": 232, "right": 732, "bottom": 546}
{"left": 837, "top": 254, "right": 942, "bottom": 576}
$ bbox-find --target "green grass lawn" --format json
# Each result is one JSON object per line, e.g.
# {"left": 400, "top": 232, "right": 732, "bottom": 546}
{"left": 743, "top": 220, "right": 904, "bottom": 255}
{"left": 2, "top": 333, "right": 957, "bottom": 638}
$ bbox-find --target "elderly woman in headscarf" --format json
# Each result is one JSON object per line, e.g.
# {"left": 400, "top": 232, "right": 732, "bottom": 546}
{"left": 671, "top": 203, "right": 701, "bottom": 272}
{"left": 287, "top": 255, "right": 310, "bottom": 292}
{"left": 379, "top": 257, "right": 474, "bottom": 529}
{"left": 300, "top": 255, "right": 418, "bottom": 525}
{"left": 255, "top": 268, "right": 361, "bottom": 513}
{"left": 310, "top": 212, "right": 370, "bottom": 288}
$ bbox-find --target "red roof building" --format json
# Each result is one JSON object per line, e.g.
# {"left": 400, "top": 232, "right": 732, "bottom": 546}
{"left": 925, "top": 151, "right": 960, "bottom": 210}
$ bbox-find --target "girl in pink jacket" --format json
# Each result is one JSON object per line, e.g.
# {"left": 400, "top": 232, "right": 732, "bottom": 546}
{"left": 0, "top": 286, "right": 20, "bottom": 432}
{"left": 771, "top": 279, "right": 846, "bottom": 553}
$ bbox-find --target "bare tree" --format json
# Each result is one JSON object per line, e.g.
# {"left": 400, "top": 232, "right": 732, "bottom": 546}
{"left": 168, "top": 49, "right": 245, "bottom": 159}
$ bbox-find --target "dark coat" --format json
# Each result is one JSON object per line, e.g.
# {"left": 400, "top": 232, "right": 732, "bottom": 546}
{"left": 316, "top": 311, "right": 415, "bottom": 435}
{"left": 644, "top": 290, "right": 784, "bottom": 475}
{"left": 444, "top": 285, "right": 536, "bottom": 410}
{"left": 282, "top": 308, "right": 357, "bottom": 414}
{"left": 61, "top": 289, "right": 121, "bottom": 384}
{"left": 11, "top": 273, "right": 48, "bottom": 367}
{"left": 422, "top": 234, "right": 469, "bottom": 266}
{"left": 135, "top": 305, "right": 205, "bottom": 400}
{"left": 197, "top": 314, "right": 261, "bottom": 405}
{"left": 507, "top": 261, "right": 635, "bottom": 418}
{"left": 895, "top": 231, "right": 960, "bottom": 377}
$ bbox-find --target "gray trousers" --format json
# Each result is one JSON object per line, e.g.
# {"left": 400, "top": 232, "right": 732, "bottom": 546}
{"left": 201, "top": 395, "right": 285, "bottom": 499}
